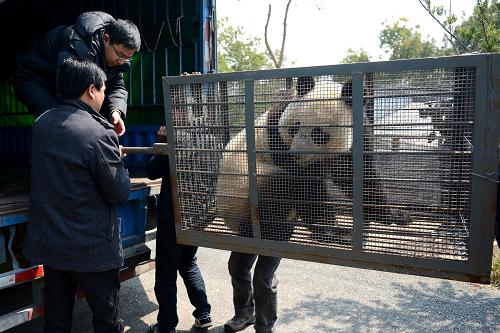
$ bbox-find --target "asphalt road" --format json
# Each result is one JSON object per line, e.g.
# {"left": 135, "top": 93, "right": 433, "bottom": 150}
{"left": 6, "top": 240, "right": 500, "bottom": 333}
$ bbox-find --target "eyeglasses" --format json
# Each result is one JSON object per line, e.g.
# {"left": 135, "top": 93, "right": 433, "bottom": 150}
{"left": 111, "top": 43, "right": 133, "bottom": 62}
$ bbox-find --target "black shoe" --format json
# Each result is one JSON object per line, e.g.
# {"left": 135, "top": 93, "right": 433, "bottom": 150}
{"left": 194, "top": 312, "right": 213, "bottom": 329}
{"left": 223, "top": 314, "right": 255, "bottom": 332}
{"left": 149, "top": 322, "right": 177, "bottom": 333}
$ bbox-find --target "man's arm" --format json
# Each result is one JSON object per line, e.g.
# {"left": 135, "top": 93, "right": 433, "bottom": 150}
{"left": 102, "top": 73, "right": 128, "bottom": 136}
{"left": 147, "top": 154, "right": 169, "bottom": 181}
{"left": 147, "top": 126, "right": 169, "bottom": 180}
{"left": 91, "top": 130, "right": 131, "bottom": 204}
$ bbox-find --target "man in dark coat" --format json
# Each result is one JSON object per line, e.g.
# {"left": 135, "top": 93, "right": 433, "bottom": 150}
{"left": 25, "top": 57, "right": 130, "bottom": 333}
{"left": 147, "top": 125, "right": 212, "bottom": 333}
{"left": 13, "top": 11, "right": 140, "bottom": 136}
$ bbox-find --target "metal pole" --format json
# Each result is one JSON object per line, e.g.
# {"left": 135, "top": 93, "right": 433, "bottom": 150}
{"left": 121, "top": 143, "right": 169, "bottom": 155}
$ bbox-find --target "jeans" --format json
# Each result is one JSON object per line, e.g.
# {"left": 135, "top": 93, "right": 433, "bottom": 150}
{"left": 496, "top": 166, "right": 500, "bottom": 247}
{"left": 228, "top": 252, "right": 281, "bottom": 333}
{"left": 43, "top": 266, "right": 123, "bottom": 333}
{"left": 154, "top": 219, "right": 211, "bottom": 331}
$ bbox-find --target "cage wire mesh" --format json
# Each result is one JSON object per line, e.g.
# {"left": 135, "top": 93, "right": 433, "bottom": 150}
{"left": 169, "top": 81, "right": 226, "bottom": 232}
{"left": 362, "top": 68, "right": 474, "bottom": 260}
{"left": 253, "top": 76, "right": 354, "bottom": 247}
{"left": 164, "top": 56, "right": 498, "bottom": 280}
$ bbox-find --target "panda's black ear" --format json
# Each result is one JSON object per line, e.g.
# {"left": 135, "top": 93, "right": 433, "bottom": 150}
{"left": 341, "top": 80, "right": 353, "bottom": 106}
{"left": 296, "top": 76, "right": 315, "bottom": 97}
{"left": 342, "top": 80, "right": 369, "bottom": 107}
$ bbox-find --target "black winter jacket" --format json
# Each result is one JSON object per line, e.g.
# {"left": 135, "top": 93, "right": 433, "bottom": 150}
{"left": 25, "top": 99, "right": 130, "bottom": 272}
{"left": 147, "top": 154, "right": 175, "bottom": 234}
{"left": 14, "top": 11, "right": 129, "bottom": 120}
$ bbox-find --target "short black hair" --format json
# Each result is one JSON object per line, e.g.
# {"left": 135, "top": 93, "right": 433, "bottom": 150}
{"left": 57, "top": 57, "right": 107, "bottom": 99}
{"left": 105, "top": 19, "right": 141, "bottom": 51}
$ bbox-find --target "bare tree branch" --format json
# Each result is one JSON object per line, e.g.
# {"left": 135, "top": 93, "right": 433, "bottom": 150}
{"left": 444, "top": 34, "right": 460, "bottom": 54}
{"left": 264, "top": 0, "right": 292, "bottom": 69}
{"left": 264, "top": 4, "right": 279, "bottom": 68}
{"left": 418, "top": 0, "right": 470, "bottom": 52}
{"left": 277, "top": 0, "right": 292, "bottom": 68}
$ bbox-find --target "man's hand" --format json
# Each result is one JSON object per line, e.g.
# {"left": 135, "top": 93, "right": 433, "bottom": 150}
{"left": 118, "top": 145, "right": 126, "bottom": 159}
{"left": 110, "top": 110, "right": 125, "bottom": 137}
{"left": 156, "top": 126, "right": 167, "bottom": 143}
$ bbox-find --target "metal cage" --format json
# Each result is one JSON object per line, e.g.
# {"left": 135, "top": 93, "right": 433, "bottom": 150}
{"left": 162, "top": 54, "right": 500, "bottom": 282}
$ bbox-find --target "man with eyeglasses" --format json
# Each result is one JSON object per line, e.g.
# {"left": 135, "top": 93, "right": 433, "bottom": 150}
{"left": 13, "top": 11, "right": 141, "bottom": 136}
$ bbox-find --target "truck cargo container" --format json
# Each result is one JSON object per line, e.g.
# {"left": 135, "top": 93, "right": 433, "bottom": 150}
{"left": 0, "top": 0, "right": 216, "bottom": 330}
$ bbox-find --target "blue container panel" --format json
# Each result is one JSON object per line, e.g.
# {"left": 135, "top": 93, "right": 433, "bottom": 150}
{"left": 116, "top": 192, "right": 148, "bottom": 249}
{"left": 120, "top": 124, "right": 159, "bottom": 171}
{"left": 0, "top": 125, "right": 160, "bottom": 173}
{"left": 0, "top": 191, "right": 148, "bottom": 251}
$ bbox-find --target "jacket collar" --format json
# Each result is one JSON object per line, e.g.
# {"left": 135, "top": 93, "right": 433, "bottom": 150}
{"left": 62, "top": 99, "right": 114, "bottom": 130}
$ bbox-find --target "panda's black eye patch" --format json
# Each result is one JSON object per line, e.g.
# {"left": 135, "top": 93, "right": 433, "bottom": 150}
{"left": 311, "top": 127, "right": 330, "bottom": 145}
{"left": 289, "top": 121, "right": 300, "bottom": 138}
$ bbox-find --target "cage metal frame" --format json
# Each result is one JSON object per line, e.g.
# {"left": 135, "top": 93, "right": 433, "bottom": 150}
{"left": 162, "top": 54, "right": 500, "bottom": 282}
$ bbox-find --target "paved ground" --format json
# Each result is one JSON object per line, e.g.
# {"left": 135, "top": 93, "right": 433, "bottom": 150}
{"left": 6, "top": 240, "right": 500, "bottom": 333}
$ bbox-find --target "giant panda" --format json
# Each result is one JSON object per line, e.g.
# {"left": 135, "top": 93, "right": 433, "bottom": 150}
{"left": 277, "top": 80, "right": 354, "bottom": 242}
{"left": 279, "top": 80, "right": 411, "bottom": 236}
{"left": 216, "top": 77, "right": 408, "bottom": 242}
{"left": 215, "top": 77, "right": 315, "bottom": 240}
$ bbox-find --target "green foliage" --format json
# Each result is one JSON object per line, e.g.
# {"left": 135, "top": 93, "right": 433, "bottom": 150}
{"left": 341, "top": 48, "right": 371, "bottom": 64}
{"left": 454, "top": 0, "right": 500, "bottom": 53}
{"left": 492, "top": 255, "right": 500, "bottom": 287}
{"left": 379, "top": 17, "right": 451, "bottom": 60}
{"left": 422, "top": 0, "right": 499, "bottom": 53}
{"left": 217, "top": 17, "right": 273, "bottom": 72}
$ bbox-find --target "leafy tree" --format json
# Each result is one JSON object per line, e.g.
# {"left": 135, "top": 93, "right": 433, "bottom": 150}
{"left": 379, "top": 17, "right": 452, "bottom": 60}
{"left": 341, "top": 48, "right": 371, "bottom": 64}
{"left": 419, "top": 0, "right": 500, "bottom": 53}
{"left": 217, "top": 17, "right": 272, "bottom": 72}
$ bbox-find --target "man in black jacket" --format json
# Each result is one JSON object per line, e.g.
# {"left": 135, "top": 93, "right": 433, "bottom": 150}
{"left": 13, "top": 11, "right": 140, "bottom": 136}
{"left": 25, "top": 57, "right": 130, "bottom": 333}
{"left": 147, "top": 125, "right": 212, "bottom": 333}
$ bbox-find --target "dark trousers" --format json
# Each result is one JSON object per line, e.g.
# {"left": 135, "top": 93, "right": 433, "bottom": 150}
{"left": 228, "top": 252, "right": 281, "bottom": 333}
{"left": 154, "top": 219, "right": 211, "bottom": 331}
{"left": 43, "top": 266, "right": 123, "bottom": 333}
{"left": 496, "top": 168, "right": 500, "bottom": 247}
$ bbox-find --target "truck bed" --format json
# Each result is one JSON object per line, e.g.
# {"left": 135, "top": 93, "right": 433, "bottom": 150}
{"left": 0, "top": 177, "right": 162, "bottom": 218}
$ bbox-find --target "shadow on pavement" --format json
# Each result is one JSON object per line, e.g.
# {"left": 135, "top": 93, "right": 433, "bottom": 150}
{"left": 279, "top": 280, "right": 500, "bottom": 332}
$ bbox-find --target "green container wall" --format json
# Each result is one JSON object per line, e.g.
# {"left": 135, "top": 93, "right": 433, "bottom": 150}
{"left": 0, "top": 82, "right": 32, "bottom": 126}
{"left": 0, "top": 0, "right": 216, "bottom": 126}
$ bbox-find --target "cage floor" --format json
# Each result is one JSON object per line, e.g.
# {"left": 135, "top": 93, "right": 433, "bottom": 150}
{"left": 185, "top": 215, "right": 469, "bottom": 261}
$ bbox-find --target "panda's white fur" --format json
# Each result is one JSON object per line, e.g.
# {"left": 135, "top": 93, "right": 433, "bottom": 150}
{"left": 279, "top": 81, "right": 411, "bottom": 227}
{"left": 216, "top": 108, "right": 290, "bottom": 235}
{"left": 216, "top": 81, "right": 353, "bottom": 236}
{"left": 279, "top": 81, "right": 353, "bottom": 166}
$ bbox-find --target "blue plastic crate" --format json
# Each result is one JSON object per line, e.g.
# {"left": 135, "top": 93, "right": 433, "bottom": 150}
{"left": 119, "top": 125, "right": 159, "bottom": 171}
{"left": 116, "top": 187, "right": 151, "bottom": 249}
{"left": 0, "top": 124, "right": 159, "bottom": 173}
